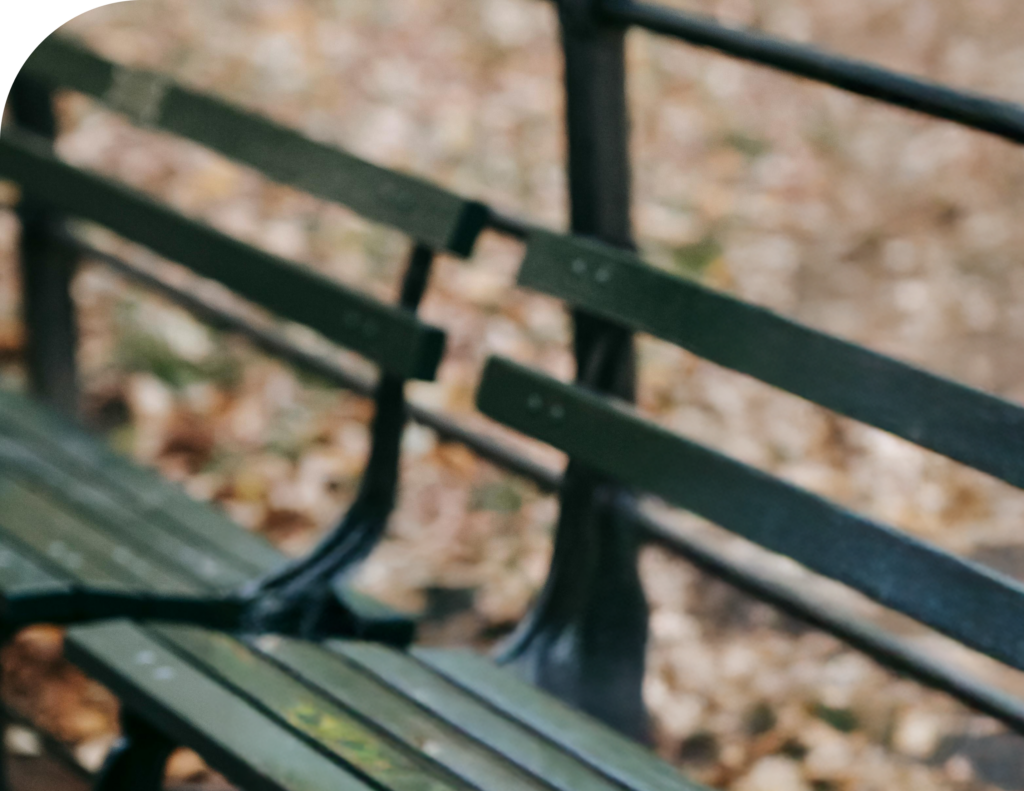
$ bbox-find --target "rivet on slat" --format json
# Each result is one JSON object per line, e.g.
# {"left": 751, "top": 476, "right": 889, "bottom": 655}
{"left": 571, "top": 258, "right": 588, "bottom": 276}
{"left": 549, "top": 403, "right": 565, "bottom": 421}
{"left": 527, "top": 394, "right": 543, "bottom": 411}
{"left": 153, "top": 666, "right": 176, "bottom": 681}
{"left": 135, "top": 650, "right": 157, "bottom": 666}
{"left": 595, "top": 265, "right": 613, "bottom": 284}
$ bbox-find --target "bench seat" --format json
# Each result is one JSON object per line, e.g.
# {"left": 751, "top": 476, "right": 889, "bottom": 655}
{"left": 0, "top": 387, "right": 410, "bottom": 641}
{"left": 0, "top": 384, "right": 702, "bottom": 791}
{"left": 65, "top": 619, "right": 704, "bottom": 791}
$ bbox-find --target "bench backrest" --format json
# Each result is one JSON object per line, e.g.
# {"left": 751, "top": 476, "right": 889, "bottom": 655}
{"left": 478, "top": 230, "right": 1024, "bottom": 675}
{"left": 2, "top": 34, "right": 490, "bottom": 380}
{"left": 18, "top": 35, "right": 488, "bottom": 257}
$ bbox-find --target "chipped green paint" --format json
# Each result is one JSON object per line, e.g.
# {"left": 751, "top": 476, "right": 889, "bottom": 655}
{"left": 254, "top": 637, "right": 555, "bottom": 791}
{"left": 277, "top": 694, "right": 470, "bottom": 791}
{"left": 64, "top": 621, "right": 374, "bottom": 791}
{"left": 155, "top": 626, "right": 469, "bottom": 791}
{"left": 285, "top": 703, "right": 397, "bottom": 773}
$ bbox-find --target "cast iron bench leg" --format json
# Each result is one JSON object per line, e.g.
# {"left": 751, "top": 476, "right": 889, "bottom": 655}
{"left": 93, "top": 712, "right": 175, "bottom": 791}
{"left": 0, "top": 627, "right": 15, "bottom": 791}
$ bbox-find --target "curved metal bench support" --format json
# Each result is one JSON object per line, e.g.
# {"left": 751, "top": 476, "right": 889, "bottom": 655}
{"left": 241, "top": 243, "right": 435, "bottom": 640}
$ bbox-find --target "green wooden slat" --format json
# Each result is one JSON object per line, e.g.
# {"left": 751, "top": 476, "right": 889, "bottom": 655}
{"left": 0, "top": 389, "right": 281, "bottom": 577}
{"left": 0, "top": 435, "right": 247, "bottom": 591}
{"left": 0, "top": 390, "right": 409, "bottom": 629}
{"left": 477, "top": 357, "right": 1024, "bottom": 674}
{"left": 328, "top": 642, "right": 630, "bottom": 791}
{"left": 0, "top": 128, "right": 446, "bottom": 381}
{"left": 64, "top": 621, "right": 375, "bottom": 791}
{"left": 519, "top": 230, "right": 1024, "bottom": 490}
{"left": 152, "top": 625, "right": 472, "bottom": 791}
{"left": 415, "top": 649, "right": 703, "bottom": 791}
{"left": 0, "top": 391, "right": 266, "bottom": 566}
{"left": 0, "top": 474, "right": 196, "bottom": 595}
{"left": 250, "top": 636, "right": 553, "bottom": 791}
{"left": 20, "top": 35, "right": 488, "bottom": 256}
{"left": 0, "top": 534, "right": 75, "bottom": 623}
{"left": 0, "top": 390, "right": 163, "bottom": 508}
{"left": 0, "top": 477, "right": 134, "bottom": 591}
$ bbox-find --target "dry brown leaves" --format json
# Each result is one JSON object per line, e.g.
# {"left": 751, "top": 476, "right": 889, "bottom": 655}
{"left": 4, "top": 0, "right": 1024, "bottom": 788}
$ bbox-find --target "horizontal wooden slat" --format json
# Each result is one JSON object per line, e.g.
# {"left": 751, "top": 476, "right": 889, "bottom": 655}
{"left": 0, "top": 534, "right": 75, "bottom": 624}
{"left": 0, "top": 387, "right": 281, "bottom": 577}
{"left": 64, "top": 621, "right": 375, "bottom": 791}
{"left": 0, "top": 435, "right": 247, "bottom": 592}
{"left": 0, "top": 129, "right": 446, "bottom": 381}
{"left": 328, "top": 642, "right": 636, "bottom": 791}
{"left": 20, "top": 35, "right": 488, "bottom": 256}
{"left": 478, "top": 357, "right": 1024, "bottom": 673}
{"left": 153, "top": 626, "right": 470, "bottom": 791}
{"left": 0, "top": 473, "right": 201, "bottom": 596}
{"left": 519, "top": 231, "right": 1024, "bottom": 489}
{"left": 251, "top": 636, "right": 554, "bottom": 791}
{"left": 414, "top": 648, "right": 702, "bottom": 791}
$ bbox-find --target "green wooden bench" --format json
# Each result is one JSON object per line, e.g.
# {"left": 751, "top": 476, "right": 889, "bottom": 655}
{"left": 1, "top": 31, "right": 487, "bottom": 645}
{"left": 1, "top": 32, "right": 705, "bottom": 791}
{"left": 57, "top": 230, "right": 1024, "bottom": 791}
{"left": 8, "top": 1, "right": 1024, "bottom": 789}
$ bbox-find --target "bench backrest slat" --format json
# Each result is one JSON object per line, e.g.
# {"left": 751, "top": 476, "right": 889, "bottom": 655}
{"left": 0, "top": 129, "right": 445, "bottom": 381}
{"left": 21, "top": 36, "right": 488, "bottom": 256}
{"left": 520, "top": 231, "right": 1024, "bottom": 489}
{"left": 477, "top": 357, "right": 1024, "bottom": 673}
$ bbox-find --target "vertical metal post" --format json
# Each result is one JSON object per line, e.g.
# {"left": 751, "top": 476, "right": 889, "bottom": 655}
{"left": 8, "top": 74, "right": 81, "bottom": 417}
{"left": 498, "top": 0, "right": 651, "bottom": 742}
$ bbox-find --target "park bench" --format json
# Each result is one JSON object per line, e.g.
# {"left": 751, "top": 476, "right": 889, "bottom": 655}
{"left": 7, "top": 0, "right": 1024, "bottom": 790}
{"left": 0, "top": 28, "right": 703, "bottom": 791}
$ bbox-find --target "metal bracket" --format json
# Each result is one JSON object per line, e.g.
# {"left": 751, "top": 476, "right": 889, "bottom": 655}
{"left": 240, "top": 244, "right": 435, "bottom": 641}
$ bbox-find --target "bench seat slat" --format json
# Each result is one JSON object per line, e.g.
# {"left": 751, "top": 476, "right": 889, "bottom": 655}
{"left": 21, "top": 36, "right": 488, "bottom": 257}
{"left": 0, "top": 129, "right": 446, "bottom": 381}
{"left": 153, "top": 625, "right": 477, "bottom": 791}
{"left": 0, "top": 535, "right": 75, "bottom": 624}
{"left": 415, "top": 648, "right": 703, "bottom": 791}
{"left": 0, "top": 436, "right": 247, "bottom": 591}
{"left": 326, "top": 642, "right": 637, "bottom": 791}
{"left": 520, "top": 231, "right": 1024, "bottom": 489}
{"left": 0, "top": 475, "right": 198, "bottom": 596}
{"left": 249, "top": 635, "right": 557, "bottom": 791}
{"left": 64, "top": 621, "right": 376, "bottom": 791}
{"left": 478, "top": 357, "right": 1024, "bottom": 674}
{"left": 0, "top": 389, "right": 282, "bottom": 575}
{"left": 1, "top": 391, "right": 413, "bottom": 631}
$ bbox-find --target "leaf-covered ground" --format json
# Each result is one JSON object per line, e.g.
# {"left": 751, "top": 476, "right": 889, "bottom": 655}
{"left": 4, "top": 0, "right": 1024, "bottom": 788}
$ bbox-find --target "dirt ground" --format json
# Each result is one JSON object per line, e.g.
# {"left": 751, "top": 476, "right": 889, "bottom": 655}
{"left": 5, "top": 0, "right": 1024, "bottom": 789}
